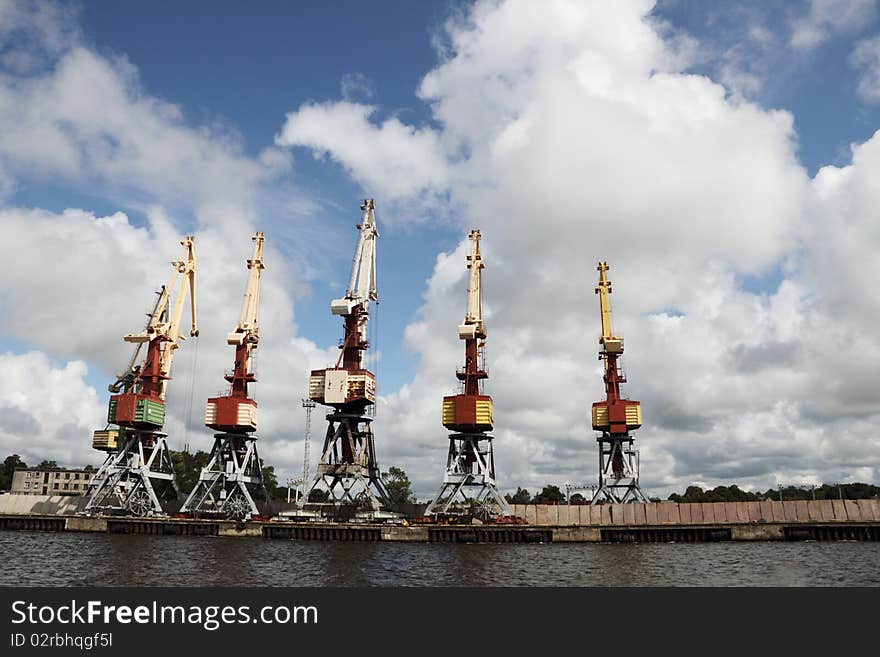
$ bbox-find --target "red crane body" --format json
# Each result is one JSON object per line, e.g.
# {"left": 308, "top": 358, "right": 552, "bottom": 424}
{"left": 205, "top": 232, "right": 265, "bottom": 433}
{"left": 591, "top": 262, "right": 642, "bottom": 478}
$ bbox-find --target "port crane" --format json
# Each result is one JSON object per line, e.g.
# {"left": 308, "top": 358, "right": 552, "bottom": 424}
{"left": 84, "top": 236, "right": 198, "bottom": 516}
{"left": 181, "top": 232, "right": 267, "bottom": 520}
{"left": 590, "top": 261, "right": 648, "bottom": 503}
{"left": 425, "top": 229, "right": 511, "bottom": 518}
{"left": 301, "top": 199, "right": 391, "bottom": 514}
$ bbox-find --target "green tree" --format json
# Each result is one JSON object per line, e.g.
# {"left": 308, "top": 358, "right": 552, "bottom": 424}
{"left": 308, "top": 488, "right": 331, "bottom": 503}
{"left": 1, "top": 454, "right": 27, "bottom": 490}
{"left": 382, "top": 466, "right": 416, "bottom": 509}
{"left": 533, "top": 485, "right": 565, "bottom": 504}
{"left": 669, "top": 485, "right": 706, "bottom": 503}
{"left": 261, "top": 464, "right": 280, "bottom": 500}
{"left": 169, "top": 450, "right": 211, "bottom": 495}
{"left": 505, "top": 487, "right": 531, "bottom": 504}
{"left": 38, "top": 460, "right": 58, "bottom": 469}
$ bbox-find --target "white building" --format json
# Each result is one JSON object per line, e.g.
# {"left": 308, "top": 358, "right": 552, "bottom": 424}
{"left": 10, "top": 468, "right": 94, "bottom": 495}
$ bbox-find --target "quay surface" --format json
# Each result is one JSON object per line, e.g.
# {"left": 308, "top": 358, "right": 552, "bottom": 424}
{"left": 0, "top": 496, "right": 878, "bottom": 542}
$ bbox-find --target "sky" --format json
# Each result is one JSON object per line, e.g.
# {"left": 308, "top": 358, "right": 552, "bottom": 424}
{"left": 1, "top": 0, "right": 879, "bottom": 500}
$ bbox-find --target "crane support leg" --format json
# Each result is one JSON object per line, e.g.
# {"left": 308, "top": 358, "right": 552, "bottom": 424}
{"left": 301, "top": 411, "right": 391, "bottom": 516}
{"left": 591, "top": 434, "right": 649, "bottom": 504}
{"left": 83, "top": 431, "right": 178, "bottom": 517}
{"left": 424, "top": 433, "right": 512, "bottom": 519}
{"left": 180, "top": 433, "right": 267, "bottom": 520}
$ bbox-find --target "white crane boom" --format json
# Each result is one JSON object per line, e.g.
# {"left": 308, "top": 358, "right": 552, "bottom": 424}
{"left": 331, "top": 199, "right": 378, "bottom": 317}
{"left": 228, "top": 231, "right": 265, "bottom": 346}
{"left": 459, "top": 229, "right": 485, "bottom": 340}
{"left": 123, "top": 235, "right": 199, "bottom": 399}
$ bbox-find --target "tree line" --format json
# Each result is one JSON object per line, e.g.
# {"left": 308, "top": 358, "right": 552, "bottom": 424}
{"left": 667, "top": 483, "right": 880, "bottom": 503}
{"left": 4, "top": 452, "right": 878, "bottom": 505}
{"left": 1, "top": 451, "right": 417, "bottom": 509}
{"left": 504, "top": 482, "right": 880, "bottom": 505}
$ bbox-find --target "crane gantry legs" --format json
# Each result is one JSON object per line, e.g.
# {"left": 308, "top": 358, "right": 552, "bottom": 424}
{"left": 301, "top": 411, "right": 391, "bottom": 516}
{"left": 180, "top": 433, "right": 267, "bottom": 519}
{"left": 83, "top": 431, "right": 177, "bottom": 516}
{"left": 424, "top": 433, "right": 511, "bottom": 519}
{"left": 592, "top": 435, "right": 649, "bottom": 504}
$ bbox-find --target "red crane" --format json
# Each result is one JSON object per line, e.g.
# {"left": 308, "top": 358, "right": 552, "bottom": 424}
{"left": 85, "top": 236, "right": 198, "bottom": 516}
{"left": 182, "top": 232, "right": 268, "bottom": 520}
{"left": 590, "top": 261, "right": 648, "bottom": 503}
{"left": 425, "top": 229, "right": 511, "bottom": 518}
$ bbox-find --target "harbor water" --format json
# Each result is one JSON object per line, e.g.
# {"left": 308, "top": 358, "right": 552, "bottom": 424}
{"left": 2, "top": 531, "right": 878, "bottom": 586}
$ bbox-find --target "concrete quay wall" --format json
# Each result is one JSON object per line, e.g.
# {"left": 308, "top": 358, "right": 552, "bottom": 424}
{"left": 0, "top": 498, "right": 878, "bottom": 542}
{"left": 511, "top": 499, "right": 880, "bottom": 526}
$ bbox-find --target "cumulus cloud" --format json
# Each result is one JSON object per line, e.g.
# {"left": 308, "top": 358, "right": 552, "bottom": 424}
{"left": 280, "top": 0, "right": 878, "bottom": 498}
{"left": 276, "top": 101, "right": 450, "bottom": 204}
{"left": 0, "top": 352, "right": 104, "bottom": 467}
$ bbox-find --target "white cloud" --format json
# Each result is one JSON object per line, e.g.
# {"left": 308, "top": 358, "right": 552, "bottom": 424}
{"left": 0, "top": 352, "right": 103, "bottom": 468}
{"left": 278, "top": 0, "right": 880, "bottom": 498}
{"left": 340, "top": 72, "right": 376, "bottom": 101}
{"left": 789, "top": 0, "right": 876, "bottom": 51}
{"left": 850, "top": 34, "right": 880, "bottom": 102}
{"left": 276, "top": 101, "right": 449, "bottom": 203}
{"left": 0, "top": 44, "right": 294, "bottom": 229}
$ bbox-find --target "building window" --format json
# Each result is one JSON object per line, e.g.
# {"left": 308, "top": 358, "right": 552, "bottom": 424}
{"left": 65, "top": 473, "right": 71, "bottom": 480}
{"left": 52, "top": 483, "right": 59, "bottom": 490}
{"left": 72, "top": 484, "right": 79, "bottom": 490}
{"left": 23, "top": 482, "right": 29, "bottom": 489}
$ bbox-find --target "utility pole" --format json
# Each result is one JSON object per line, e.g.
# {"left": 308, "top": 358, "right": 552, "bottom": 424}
{"left": 298, "top": 398, "right": 315, "bottom": 507}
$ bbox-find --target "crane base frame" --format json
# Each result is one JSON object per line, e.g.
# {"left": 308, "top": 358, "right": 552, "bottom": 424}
{"left": 83, "top": 431, "right": 178, "bottom": 517}
{"left": 424, "top": 432, "right": 512, "bottom": 518}
{"left": 591, "top": 434, "right": 649, "bottom": 504}
{"left": 301, "top": 410, "right": 391, "bottom": 513}
{"left": 180, "top": 432, "right": 267, "bottom": 520}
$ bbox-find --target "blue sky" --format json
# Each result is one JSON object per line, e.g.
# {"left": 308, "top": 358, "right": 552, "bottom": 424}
{"left": 2, "top": 0, "right": 879, "bottom": 495}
